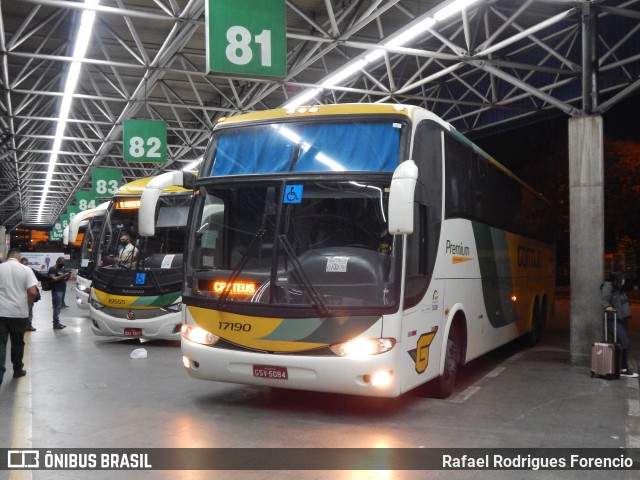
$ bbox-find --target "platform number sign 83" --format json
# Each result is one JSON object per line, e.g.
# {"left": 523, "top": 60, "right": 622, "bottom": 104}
{"left": 91, "top": 168, "right": 122, "bottom": 199}
{"left": 123, "top": 119, "right": 167, "bottom": 163}
{"left": 207, "top": 0, "right": 286, "bottom": 78}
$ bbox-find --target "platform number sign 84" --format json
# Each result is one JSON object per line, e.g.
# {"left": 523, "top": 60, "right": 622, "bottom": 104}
{"left": 207, "top": 0, "right": 286, "bottom": 78}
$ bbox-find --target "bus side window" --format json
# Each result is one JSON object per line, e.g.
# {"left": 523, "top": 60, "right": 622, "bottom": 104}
{"left": 199, "top": 212, "right": 223, "bottom": 268}
{"left": 404, "top": 203, "right": 428, "bottom": 309}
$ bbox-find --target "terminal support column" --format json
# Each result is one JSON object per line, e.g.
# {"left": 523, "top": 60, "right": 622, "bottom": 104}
{"left": 568, "top": 115, "right": 604, "bottom": 365}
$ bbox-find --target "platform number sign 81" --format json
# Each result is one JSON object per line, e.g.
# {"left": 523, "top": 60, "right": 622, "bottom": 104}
{"left": 123, "top": 119, "right": 167, "bottom": 163}
{"left": 207, "top": 0, "right": 286, "bottom": 78}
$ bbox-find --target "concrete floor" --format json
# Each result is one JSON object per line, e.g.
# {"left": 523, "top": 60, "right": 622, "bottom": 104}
{"left": 1, "top": 284, "right": 639, "bottom": 479}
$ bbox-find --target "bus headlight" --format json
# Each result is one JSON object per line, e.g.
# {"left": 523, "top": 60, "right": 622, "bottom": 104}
{"left": 77, "top": 284, "right": 88, "bottom": 292}
{"left": 181, "top": 324, "right": 219, "bottom": 346}
{"left": 89, "top": 297, "right": 105, "bottom": 310}
{"left": 161, "top": 302, "right": 182, "bottom": 313}
{"left": 329, "top": 338, "right": 395, "bottom": 357}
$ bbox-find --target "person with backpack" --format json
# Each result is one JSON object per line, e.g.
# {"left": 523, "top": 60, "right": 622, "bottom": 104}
{"left": 601, "top": 269, "right": 638, "bottom": 378}
{"left": 48, "top": 257, "right": 71, "bottom": 330}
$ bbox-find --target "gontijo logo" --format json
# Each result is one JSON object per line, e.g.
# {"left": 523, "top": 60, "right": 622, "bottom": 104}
{"left": 517, "top": 245, "right": 543, "bottom": 268}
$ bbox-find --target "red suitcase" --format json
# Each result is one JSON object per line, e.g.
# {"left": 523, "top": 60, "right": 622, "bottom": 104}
{"left": 591, "top": 312, "right": 621, "bottom": 379}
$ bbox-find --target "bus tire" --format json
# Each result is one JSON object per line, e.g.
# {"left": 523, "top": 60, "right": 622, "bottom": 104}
{"left": 429, "top": 326, "right": 459, "bottom": 399}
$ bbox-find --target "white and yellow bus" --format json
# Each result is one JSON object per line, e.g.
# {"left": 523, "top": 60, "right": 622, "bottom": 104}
{"left": 66, "top": 202, "right": 109, "bottom": 309}
{"left": 89, "top": 177, "right": 192, "bottom": 340}
{"left": 139, "top": 104, "right": 555, "bottom": 397}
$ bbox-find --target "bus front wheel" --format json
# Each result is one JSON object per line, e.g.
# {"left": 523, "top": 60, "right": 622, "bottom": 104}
{"left": 428, "top": 327, "right": 459, "bottom": 399}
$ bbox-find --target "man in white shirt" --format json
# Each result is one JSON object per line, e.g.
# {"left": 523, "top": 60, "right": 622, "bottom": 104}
{"left": 0, "top": 248, "right": 38, "bottom": 384}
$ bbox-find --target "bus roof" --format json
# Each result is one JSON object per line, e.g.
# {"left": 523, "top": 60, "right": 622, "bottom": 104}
{"left": 115, "top": 176, "right": 192, "bottom": 196}
{"left": 216, "top": 103, "right": 433, "bottom": 126}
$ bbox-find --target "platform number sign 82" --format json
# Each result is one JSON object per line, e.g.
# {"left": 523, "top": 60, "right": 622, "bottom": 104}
{"left": 123, "top": 119, "right": 167, "bottom": 163}
{"left": 207, "top": 0, "right": 286, "bottom": 78}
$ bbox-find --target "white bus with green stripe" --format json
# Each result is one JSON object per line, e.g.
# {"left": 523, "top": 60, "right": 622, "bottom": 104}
{"left": 139, "top": 104, "right": 555, "bottom": 397}
{"left": 66, "top": 201, "right": 109, "bottom": 309}
{"left": 89, "top": 177, "right": 192, "bottom": 340}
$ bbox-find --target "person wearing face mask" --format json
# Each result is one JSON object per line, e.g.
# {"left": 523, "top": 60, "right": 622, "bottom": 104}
{"left": 118, "top": 231, "right": 138, "bottom": 267}
{"left": 48, "top": 256, "right": 71, "bottom": 330}
{"left": 601, "top": 266, "right": 638, "bottom": 378}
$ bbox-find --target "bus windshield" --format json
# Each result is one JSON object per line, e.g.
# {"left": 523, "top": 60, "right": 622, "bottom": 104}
{"left": 99, "top": 195, "right": 190, "bottom": 269}
{"left": 187, "top": 179, "right": 400, "bottom": 316}
{"left": 210, "top": 120, "right": 402, "bottom": 176}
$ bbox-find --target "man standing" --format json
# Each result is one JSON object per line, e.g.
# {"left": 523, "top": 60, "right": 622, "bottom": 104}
{"left": 20, "top": 257, "right": 39, "bottom": 331}
{"left": 49, "top": 256, "right": 71, "bottom": 330}
{"left": 0, "top": 248, "right": 38, "bottom": 384}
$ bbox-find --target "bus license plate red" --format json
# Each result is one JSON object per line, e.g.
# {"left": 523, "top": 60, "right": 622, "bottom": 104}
{"left": 253, "top": 365, "right": 288, "bottom": 380}
{"left": 124, "top": 328, "right": 142, "bottom": 337}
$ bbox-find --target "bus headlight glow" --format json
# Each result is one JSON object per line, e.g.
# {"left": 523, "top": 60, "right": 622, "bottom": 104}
{"left": 181, "top": 324, "right": 219, "bottom": 346}
{"left": 329, "top": 338, "right": 395, "bottom": 357}
{"left": 371, "top": 370, "right": 394, "bottom": 387}
{"left": 77, "top": 284, "right": 88, "bottom": 292}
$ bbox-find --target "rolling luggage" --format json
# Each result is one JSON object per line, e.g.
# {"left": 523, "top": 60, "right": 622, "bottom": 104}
{"left": 591, "top": 312, "right": 621, "bottom": 379}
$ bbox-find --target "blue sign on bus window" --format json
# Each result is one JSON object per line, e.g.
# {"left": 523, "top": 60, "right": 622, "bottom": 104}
{"left": 283, "top": 185, "right": 303, "bottom": 204}
{"left": 136, "top": 273, "right": 146, "bottom": 285}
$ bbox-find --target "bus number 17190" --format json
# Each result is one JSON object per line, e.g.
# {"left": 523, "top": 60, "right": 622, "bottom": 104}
{"left": 218, "top": 322, "right": 252, "bottom": 332}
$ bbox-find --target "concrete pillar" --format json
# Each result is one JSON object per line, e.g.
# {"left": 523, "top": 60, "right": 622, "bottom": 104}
{"left": 568, "top": 116, "right": 604, "bottom": 365}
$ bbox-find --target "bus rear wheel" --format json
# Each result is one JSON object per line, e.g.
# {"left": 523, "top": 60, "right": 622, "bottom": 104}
{"left": 428, "top": 327, "right": 459, "bottom": 399}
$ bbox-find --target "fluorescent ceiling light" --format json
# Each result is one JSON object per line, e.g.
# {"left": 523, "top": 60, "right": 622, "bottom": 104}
{"left": 365, "top": 49, "right": 386, "bottom": 63}
{"left": 434, "top": 0, "right": 480, "bottom": 22}
{"left": 386, "top": 17, "right": 436, "bottom": 47}
{"left": 283, "top": 87, "right": 322, "bottom": 109}
{"left": 322, "top": 59, "right": 368, "bottom": 87}
{"left": 181, "top": 157, "right": 203, "bottom": 172}
{"left": 280, "top": 0, "right": 479, "bottom": 110}
{"left": 38, "top": 0, "right": 99, "bottom": 223}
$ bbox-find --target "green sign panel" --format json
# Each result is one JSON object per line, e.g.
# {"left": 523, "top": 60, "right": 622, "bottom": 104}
{"left": 92, "top": 168, "right": 122, "bottom": 198}
{"left": 49, "top": 229, "right": 63, "bottom": 242}
{"left": 123, "top": 119, "right": 167, "bottom": 163}
{"left": 207, "top": 0, "right": 286, "bottom": 78}
{"left": 76, "top": 191, "right": 100, "bottom": 211}
{"left": 50, "top": 215, "right": 65, "bottom": 242}
{"left": 59, "top": 213, "right": 70, "bottom": 230}
{"left": 67, "top": 205, "right": 80, "bottom": 221}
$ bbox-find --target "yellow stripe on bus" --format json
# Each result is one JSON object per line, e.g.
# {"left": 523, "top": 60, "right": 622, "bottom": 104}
{"left": 188, "top": 306, "right": 327, "bottom": 352}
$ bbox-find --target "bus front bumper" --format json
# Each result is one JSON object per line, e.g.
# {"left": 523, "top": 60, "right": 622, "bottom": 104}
{"left": 90, "top": 307, "right": 181, "bottom": 341}
{"left": 180, "top": 339, "right": 402, "bottom": 398}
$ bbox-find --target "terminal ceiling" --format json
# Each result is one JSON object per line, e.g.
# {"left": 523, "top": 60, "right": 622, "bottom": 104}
{"left": 1, "top": 0, "right": 640, "bottom": 228}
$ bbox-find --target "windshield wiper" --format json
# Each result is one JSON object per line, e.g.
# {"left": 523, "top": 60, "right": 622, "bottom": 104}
{"left": 277, "top": 234, "right": 330, "bottom": 316}
{"left": 217, "top": 229, "right": 267, "bottom": 308}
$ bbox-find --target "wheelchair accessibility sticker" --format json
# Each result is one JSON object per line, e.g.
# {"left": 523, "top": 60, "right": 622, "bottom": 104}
{"left": 283, "top": 185, "right": 303, "bottom": 204}
{"left": 136, "top": 273, "right": 146, "bottom": 285}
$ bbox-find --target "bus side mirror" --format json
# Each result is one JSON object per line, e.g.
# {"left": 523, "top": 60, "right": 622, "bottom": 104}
{"left": 139, "top": 171, "right": 192, "bottom": 237}
{"left": 388, "top": 160, "right": 418, "bottom": 235}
